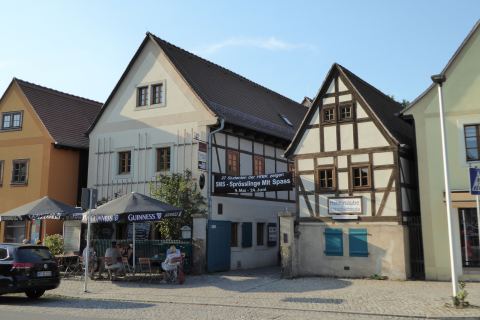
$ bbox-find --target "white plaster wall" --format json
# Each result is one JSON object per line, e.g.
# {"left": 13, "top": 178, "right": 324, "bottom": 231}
{"left": 240, "top": 153, "right": 252, "bottom": 175}
{"left": 351, "top": 154, "right": 368, "bottom": 163}
{"left": 300, "top": 174, "right": 315, "bottom": 192}
{"left": 211, "top": 196, "right": 294, "bottom": 269}
{"left": 297, "top": 158, "right": 314, "bottom": 171}
{"left": 294, "top": 128, "right": 320, "bottom": 154}
{"left": 338, "top": 77, "right": 348, "bottom": 91}
{"left": 309, "top": 109, "right": 320, "bottom": 125}
{"left": 326, "top": 80, "right": 335, "bottom": 94}
{"left": 374, "top": 169, "right": 392, "bottom": 188}
{"left": 338, "top": 156, "right": 347, "bottom": 168}
{"left": 340, "top": 124, "right": 354, "bottom": 150}
{"left": 323, "top": 126, "right": 337, "bottom": 152}
{"left": 323, "top": 97, "right": 335, "bottom": 105}
{"left": 374, "top": 152, "right": 394, "bottom": 166}
{"left": 356, "top": 103, "right": 369, "bottom": 119}
{"left": 338, "top": 172, "right": 348, "bottom": 190}
{"left": 317, "top": 157, "right": 334, "bottom": 165}
{"left": 240, "top": 138, "right": 252, "bottom": 152}
{"left": 357, "top": 122, "right": 389, "bottom": 148}
{"left": 338, "top": 94, "right": 352, "bottom": 103}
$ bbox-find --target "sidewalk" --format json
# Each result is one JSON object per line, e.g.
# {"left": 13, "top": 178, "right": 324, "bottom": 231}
{"left": 49, "top": 268, "right": 480, "bottom": 319}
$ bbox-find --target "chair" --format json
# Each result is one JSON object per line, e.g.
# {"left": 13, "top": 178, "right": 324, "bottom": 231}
{"left": 138, "top": 258, "right": 152, "bottom": 282}
{"left": 104, "top": 256, "right": 114, "bottom": 280}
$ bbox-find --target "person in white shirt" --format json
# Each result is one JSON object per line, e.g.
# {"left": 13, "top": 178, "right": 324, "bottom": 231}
{"left": 104, "top": 241, "right": 124, "bottom": 276}
{"left": 162, "top": 245, "right": 181, "bottom": 272}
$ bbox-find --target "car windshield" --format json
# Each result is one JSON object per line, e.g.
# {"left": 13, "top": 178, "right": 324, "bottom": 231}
{"left": 16, "top": 247, "right": 53, "bottom": 262}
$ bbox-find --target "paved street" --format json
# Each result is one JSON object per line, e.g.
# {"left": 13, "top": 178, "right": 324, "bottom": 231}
{"left": 1, "top": 268, "right": 479, "bottom": 319}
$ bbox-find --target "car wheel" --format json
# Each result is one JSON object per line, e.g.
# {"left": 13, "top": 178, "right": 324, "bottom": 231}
{"left": 25, "top": 289, "right": 45, "bottom": 299}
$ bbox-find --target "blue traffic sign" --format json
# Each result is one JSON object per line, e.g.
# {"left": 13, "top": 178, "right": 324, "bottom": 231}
{"left": 469, "top": 167, "right": 480, "bottom": 195}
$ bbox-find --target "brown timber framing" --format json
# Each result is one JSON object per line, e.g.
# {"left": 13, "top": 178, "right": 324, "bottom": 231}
{"left": 211, "top": 128, "right": 294, "bottom": 203}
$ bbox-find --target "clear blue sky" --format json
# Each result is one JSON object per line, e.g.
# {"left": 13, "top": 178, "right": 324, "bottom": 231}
{"left": 0, "top": 1, "right": 478, "bottom": 104}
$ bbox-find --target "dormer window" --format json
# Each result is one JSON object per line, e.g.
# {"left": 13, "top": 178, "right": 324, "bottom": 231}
{"left": 1, "top": 111, "right": 23, "bottom": 131}
{"left": 279, "top": 113, "right": 293, "bottom": 127}
{"left": 137, "top": 86, "right": 148, "bottom": 107}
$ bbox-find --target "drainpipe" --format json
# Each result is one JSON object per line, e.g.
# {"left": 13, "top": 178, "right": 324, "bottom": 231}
{"left": 207, "top": 118, "right": 225, "bottom": 220}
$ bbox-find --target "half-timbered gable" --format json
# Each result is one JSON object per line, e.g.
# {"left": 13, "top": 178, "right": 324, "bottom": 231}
{"left": 282, "top": 64, "right": 420, "bottom": 280}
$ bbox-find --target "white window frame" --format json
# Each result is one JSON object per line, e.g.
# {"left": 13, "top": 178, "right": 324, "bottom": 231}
{"left": 1, "top": 111, "right": 23, "bottom": 131}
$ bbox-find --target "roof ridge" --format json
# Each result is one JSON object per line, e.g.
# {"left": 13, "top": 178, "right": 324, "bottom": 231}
{"left": 14, "top": 78, "right": 103, "bottom": 106}
{"left": 336, "top": 64, "right": 402, "bottom": 108}
{"left": 149, "top": 33, "right": 306, "bottom": 109}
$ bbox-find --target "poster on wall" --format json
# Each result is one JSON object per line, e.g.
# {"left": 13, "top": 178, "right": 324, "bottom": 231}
{"left": 267, "top": 223, "right": 277, "bottom": 247}
{"left": 198, "top": 142, "right": 207, "bottom": 171}
{"left": 213, "top": 172, "right": 293, "bottom": 193}
{"left": 328, "top": 197, "right": 363, "bottom": 215}
{"left": 30, "top": 220, "right": 41, "bottom": 244}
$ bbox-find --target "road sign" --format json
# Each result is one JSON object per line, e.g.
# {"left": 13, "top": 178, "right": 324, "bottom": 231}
{"left": 469, "top": 167, "right": 480, "bottom": 195}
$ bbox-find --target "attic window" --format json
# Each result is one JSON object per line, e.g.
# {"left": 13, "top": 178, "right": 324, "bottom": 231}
{"left": 279, "top": 114, "right": 293, "bottom": 127}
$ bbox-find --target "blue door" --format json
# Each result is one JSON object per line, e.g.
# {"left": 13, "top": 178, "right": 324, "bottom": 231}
{"left": 207, "top": 220, "right": 231, "bottom": 272}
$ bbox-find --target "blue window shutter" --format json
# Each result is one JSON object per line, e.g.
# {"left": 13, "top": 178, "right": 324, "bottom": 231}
{"left": 324, "top": 228, "right": 343, "bottom": 256}
{"left": 242, "top": 222, "right": 252, "bottom": 247}
{"left": 349, "top": 229, "right": 368, "bottom": 257}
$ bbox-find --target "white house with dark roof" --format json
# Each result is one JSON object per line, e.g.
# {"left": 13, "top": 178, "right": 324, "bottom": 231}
{"left": 281, "top": 64, "right": 421, "bottom": 280}
{"left": 87, "top": 32, "right": 307, "bottom": 270}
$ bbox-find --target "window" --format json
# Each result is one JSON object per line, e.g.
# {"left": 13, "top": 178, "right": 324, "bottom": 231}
{"left": 349, "top": 229, "right": 368, "bottom": 257}
{"left": 230, "top": 222, "right": 238, "bottom": 247}
{"left": 256, "top": 223, "right": 265, "bottom": 246}
{"left": 137, "top": 86, "right": 148, "bottom": 107}
{"left": 151, "top": 83, "right": 164, "bottom": 105}
{"left": 0, "top": 248, "right": 8, "bottom": 260}
{"left": 464, "top": 125, "right": 480, "bottom": 161}
{"left": 227, "top": 149, "right": 239, "bottom": 176}
{"left": 11, "top": 159, "right": 28, "bottom": 185}
{"left": 279, "top": 113, "right": 293, "bottom": 127}
{"left": 118, "top": 151, "right": 131, "bottom": 174}
{"left": 241, "top": 222, "right": 253, "bottom": 247}
{"left": 156, "top": 147, "right": 171, "bottom": 172}
{"left": 459, "top": 208, "right": 479, "bottom": 267}
{"left": 1, "top": 111, "right": 22, "bottom": 130}
{"left": 351, "top": 165, "right": 370, "bottom": 189}
{"left": 339, "top": 104, "right": 353, "bottom": 120}
{"left": 253, "top": 155, "right": 265, "bottom": 175}
{"left": 316, "top": 166, "right": 335, "bottom": 191}
{"left": 0, "top": 160, "right": 3, "bottom": 186}
{"left": 324, "top": 228, "right": 343, "bottom": 256}
{"left": 323, "top": 107, "right": 335, "bottom": 122}
{"left": 4, "top": 221, "right": 25, "bottom": 243}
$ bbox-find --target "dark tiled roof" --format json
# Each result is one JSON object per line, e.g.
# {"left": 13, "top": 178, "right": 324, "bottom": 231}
{"left": 150, "top": 34, "right": 307, "bottom": 140}
{"left": 337, "top": 65, "right": 413, "bottom": 145}
{"left": 15, "top": 79, "right": 102, "bottom": 149}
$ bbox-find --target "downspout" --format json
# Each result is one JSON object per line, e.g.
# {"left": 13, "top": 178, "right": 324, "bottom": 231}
{"left": 207, "top": 118, "right": 225, "bottom": 220}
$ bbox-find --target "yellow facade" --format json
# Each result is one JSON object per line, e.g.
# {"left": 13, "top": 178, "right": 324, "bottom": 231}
{"left": 0, "top": 81, "right": 81, "bottom": 241}
{"left": 404, "top": 23, "right": 480, "bottom": 280}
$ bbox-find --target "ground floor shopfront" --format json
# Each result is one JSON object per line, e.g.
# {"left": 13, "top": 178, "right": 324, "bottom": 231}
{"left": 0, "top": 219, "right": 63, "bottom": 244}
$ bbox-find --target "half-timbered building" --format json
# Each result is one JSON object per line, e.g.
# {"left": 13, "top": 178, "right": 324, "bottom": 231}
{"left": 283, "top": 64, "right": 421, "bottom": 280}
{"left": 87, "top": 33, "right": 307, "bottom": 271}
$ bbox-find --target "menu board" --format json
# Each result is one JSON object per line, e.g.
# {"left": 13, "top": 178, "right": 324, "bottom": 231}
{"left": 127, "top": 223, "right": 151, "bottom": 240}
{"left": 63, "top": 221, "right": 81, "bottom": 253}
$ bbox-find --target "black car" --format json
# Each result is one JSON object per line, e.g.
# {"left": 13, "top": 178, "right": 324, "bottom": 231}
{"left": 0, "top": 244, "right": 60, "bottom": 299}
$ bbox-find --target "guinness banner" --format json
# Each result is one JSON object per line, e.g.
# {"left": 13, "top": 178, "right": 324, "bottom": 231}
{"left": 214, "top": 172, "right": 293, "bottom": 193}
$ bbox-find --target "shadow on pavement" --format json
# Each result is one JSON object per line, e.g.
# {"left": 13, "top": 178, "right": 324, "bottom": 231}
{"left": 109, "top": 267, "right": 352, "bottom": 293}
{"left": 0, "top": 295, "right": 155, "bottom": 309}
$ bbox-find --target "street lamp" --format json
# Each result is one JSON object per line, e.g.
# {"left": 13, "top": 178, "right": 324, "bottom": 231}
{"left": 431, "top": 73, "right": 459, "bottom": 297}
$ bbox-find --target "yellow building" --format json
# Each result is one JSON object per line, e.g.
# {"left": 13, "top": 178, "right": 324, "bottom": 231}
{"left": 0, "top": 79, "right": 101, "bottom": 243}
{"left": 403, "top": 20, "right": 480, "bottom": 280}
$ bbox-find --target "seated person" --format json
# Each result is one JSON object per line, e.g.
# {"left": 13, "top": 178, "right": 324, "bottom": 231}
{"left": 104, "top": 241, "right": 125, "bottom": 276}
{"left": 121, "top": 243, "right": 134, "bottom": 265}
{"left": 162, "top": 245, "right": 181, "bottom": 272}
{"left": 82, "top": 242, "right": 98, "bottom": 278}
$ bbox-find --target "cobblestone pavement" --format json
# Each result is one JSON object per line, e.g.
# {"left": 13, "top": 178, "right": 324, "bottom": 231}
{"left": 1, "top": 268, "right": 479, "bottom": 319}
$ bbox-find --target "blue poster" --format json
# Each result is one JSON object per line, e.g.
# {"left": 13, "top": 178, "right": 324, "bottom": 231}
{"left": 469, "top": 167, "right": 480, "bottom": 195}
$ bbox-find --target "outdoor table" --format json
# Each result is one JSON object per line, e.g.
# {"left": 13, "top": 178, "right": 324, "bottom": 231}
{"left": 55, "top": 254, "right": 80, "bottom": 277}
{"left": 149, "top": 254, "right": 165, "bottom": 274}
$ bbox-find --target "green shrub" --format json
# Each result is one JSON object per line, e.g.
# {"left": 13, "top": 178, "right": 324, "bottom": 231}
{"left": 44, "top": 234, "right": 64, "bottom": 255}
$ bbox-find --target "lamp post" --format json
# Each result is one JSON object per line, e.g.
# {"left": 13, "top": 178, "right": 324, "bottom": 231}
{"left": 431, "top": 73, "right": 459, "bottom": 297}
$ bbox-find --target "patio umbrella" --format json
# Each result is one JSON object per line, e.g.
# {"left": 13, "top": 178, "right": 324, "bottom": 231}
{"left": 85, "top": 192, "right": 182, "bottom": 284}
{"left": 0, "top": 196, "right": 82, "bottom": 221}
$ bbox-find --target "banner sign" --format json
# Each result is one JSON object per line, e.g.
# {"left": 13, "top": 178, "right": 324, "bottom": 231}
{"left": 86, "top": 210, "right": 182, "bottom": 223}
{"left": 198, "top": 142, "right": 207, "bottom": 171}
{"left": 214, "top": 172, "right": 293, "bottom": 193}
{"left": 328, "top": 197, "right": 363, "bottom": 215}
{"left": 469, "top": 167, "right": 480, "bottom": 195}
